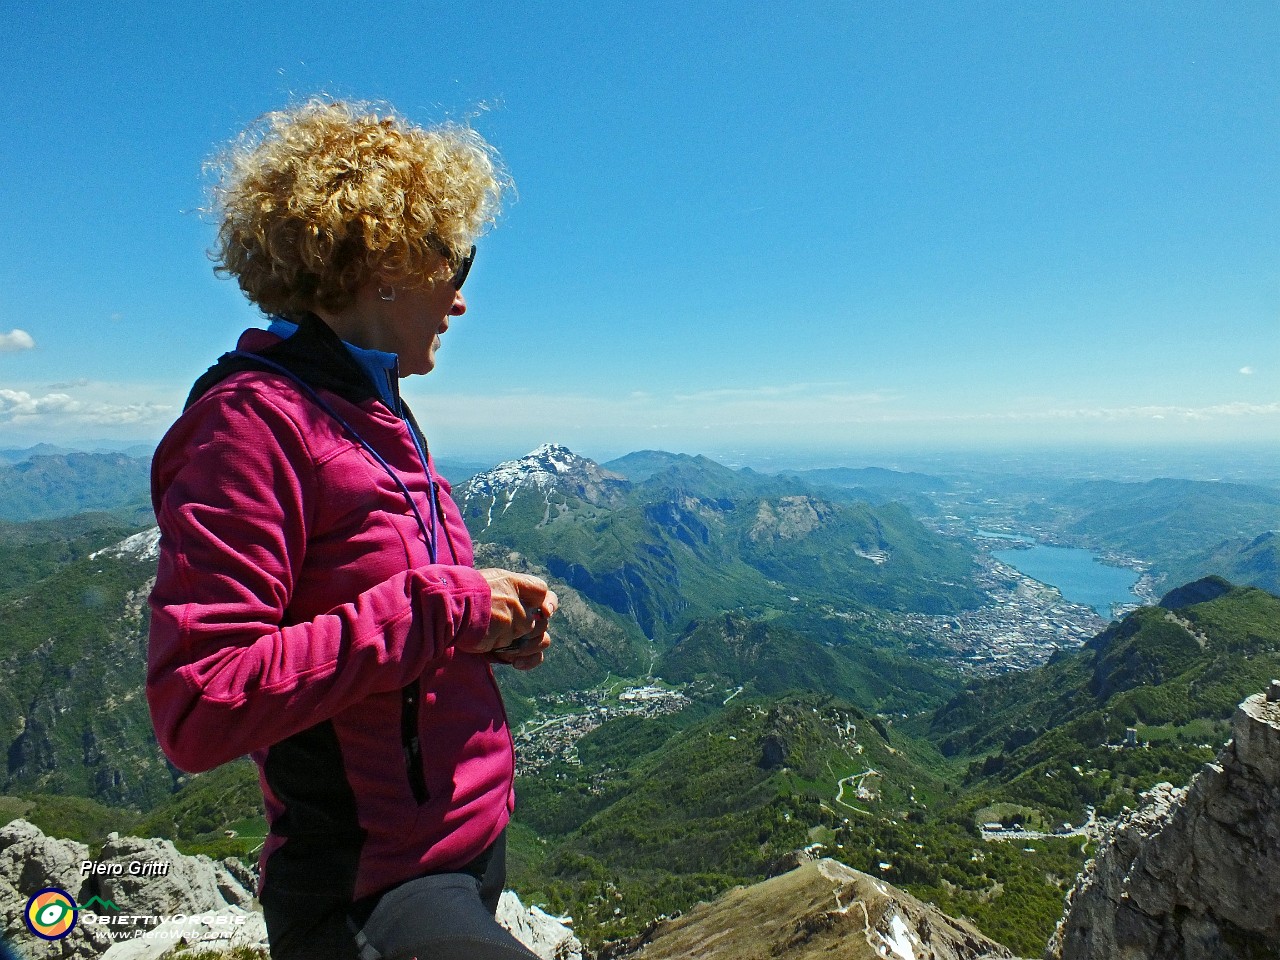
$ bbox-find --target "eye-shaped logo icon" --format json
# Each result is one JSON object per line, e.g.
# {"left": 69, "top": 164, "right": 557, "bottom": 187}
{"left": 25, "top": 887, "right": 78, "bottom": 940}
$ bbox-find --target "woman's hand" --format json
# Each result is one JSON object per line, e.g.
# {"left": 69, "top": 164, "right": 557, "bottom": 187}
{"left": 470, "top": 568, "right": 558, "bottom": 669}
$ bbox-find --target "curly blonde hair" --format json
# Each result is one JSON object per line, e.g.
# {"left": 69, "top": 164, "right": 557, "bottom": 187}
{"left": 209, "top": 98, "right": 508, "bottom": 316}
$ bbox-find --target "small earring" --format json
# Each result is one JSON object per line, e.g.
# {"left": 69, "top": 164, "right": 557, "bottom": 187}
{"left": 378, "top": 285, "right": 396, "bottom": 302}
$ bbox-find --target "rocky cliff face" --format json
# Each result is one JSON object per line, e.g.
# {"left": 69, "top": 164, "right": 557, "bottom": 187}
{"left": 1047, "top": 683, "right": 1280, "bottom": 960}
{"left": 605, "top": 856, "right": 1018, "bottom": 960}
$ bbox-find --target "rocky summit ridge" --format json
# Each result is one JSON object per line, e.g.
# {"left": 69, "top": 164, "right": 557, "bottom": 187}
{"left": 1, "top": 819, "right": 261, "bottom": 959}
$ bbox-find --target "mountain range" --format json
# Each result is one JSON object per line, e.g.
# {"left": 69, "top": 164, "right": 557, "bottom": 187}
{"left": 1171, "top": 530, "right": 1280, "bottom": 596}
{"left": 0, "top": 445, "right": 977, "bottom": 812}
{"left": 508, "top": 576, "right": 1280, "bottom": 953}
{"left": 459, "top": 444, "right": 982, "bottom": 640}
{"left": 0, "top": 451, "right": 151, "bottom": 522}
{"left": 1046, "top": 477, "right": 1280, "bottom": 559}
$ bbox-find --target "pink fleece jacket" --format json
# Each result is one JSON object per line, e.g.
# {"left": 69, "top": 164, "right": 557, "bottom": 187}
{"left": 148, "top": 325, "right": 512, "bottom": 902}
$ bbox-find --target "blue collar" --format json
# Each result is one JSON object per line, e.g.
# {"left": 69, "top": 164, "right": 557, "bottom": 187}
{"left": 267, "top": 317, "right": 400, "bottom": 410}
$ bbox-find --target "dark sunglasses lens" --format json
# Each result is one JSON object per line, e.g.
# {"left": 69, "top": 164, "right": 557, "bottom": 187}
{"left": 452, "top": 245, "right": 476, "bottom": 290}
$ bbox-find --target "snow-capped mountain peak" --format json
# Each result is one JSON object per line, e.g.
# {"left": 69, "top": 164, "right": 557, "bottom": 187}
{"left": 460, "top": 444, "right": 630, "bottom": 526}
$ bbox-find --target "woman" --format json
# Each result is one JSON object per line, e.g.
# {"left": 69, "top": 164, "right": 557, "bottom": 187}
{"left": 147, "top": 99, "right": 554, "bottom": 960}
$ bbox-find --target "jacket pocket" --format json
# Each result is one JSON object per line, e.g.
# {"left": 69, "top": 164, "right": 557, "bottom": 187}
{"left": 400, "top": 681, "right": 429, "bottom": 804}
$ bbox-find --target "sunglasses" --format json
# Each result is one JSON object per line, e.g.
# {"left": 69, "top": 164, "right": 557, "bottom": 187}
{"left": 450, "top": 245, "right": 476, "bottom": 291}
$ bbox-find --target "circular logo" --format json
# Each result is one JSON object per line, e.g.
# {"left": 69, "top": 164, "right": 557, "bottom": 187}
{"left": 25, "top": 887, "right": 78, "bottom": 940}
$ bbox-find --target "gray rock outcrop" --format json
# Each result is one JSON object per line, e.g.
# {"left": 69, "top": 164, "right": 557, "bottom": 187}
{"left": 497, "top": 890, "right": 584, "bottom": 960}
{"left": 1047, "top": 683, "right": 1280, "bottom": 960}
{"left": 0, "top": 819, "right": 263, "bottom": 958}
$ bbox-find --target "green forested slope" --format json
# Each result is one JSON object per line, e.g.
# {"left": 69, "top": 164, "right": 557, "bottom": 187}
{"left": 927, "top": 579, "right": 1280, "bottom": 820}
{"left": 1166, "top": 531, "right": 1280, "bottom": 597}
{"left": 0, "top": 512, "right": 151, "bottom": 595}
{"left": 0, "top": 544, "right": 169, "bottom": 809}
{"left": 509, "top": 687, "right": 1086, "bottom": 956}
{"left": 656, "top": 611, "right": 960, "bottom": 712}
{"left": 475, "top": 542, "right": 652, "bottom": 724}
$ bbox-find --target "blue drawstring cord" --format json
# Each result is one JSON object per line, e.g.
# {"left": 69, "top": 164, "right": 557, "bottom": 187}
{"left": 228, "top": 350, "right": 439, "bottom": 564}
{"left": 396, "top": 393, "right": 441, "bottom": 567}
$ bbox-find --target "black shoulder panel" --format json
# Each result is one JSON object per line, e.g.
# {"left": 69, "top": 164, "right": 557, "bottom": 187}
{"left": 184, "top": 315, "right": 380, "bottom": 411}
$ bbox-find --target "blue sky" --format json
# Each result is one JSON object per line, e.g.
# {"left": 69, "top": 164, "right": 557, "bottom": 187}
{"left": 0, "top": 1, "right": 1275, "bottom": 464}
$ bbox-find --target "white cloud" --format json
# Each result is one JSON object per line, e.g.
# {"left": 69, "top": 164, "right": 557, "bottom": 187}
{"left": 0, "top": 387, "right": 173, "bottom": 427}
{"left": 1240, "top": 366, "right": 1254, "bottom": 375}
{"left": 0, "top": 329, "right": 35, "bottom": 352}
{"left": 0, "top": 390, "right": 78, "bottom": 417}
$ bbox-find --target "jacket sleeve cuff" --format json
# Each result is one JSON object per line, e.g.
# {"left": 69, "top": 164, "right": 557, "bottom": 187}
{"left": 441, "top": 564, "right": 492, "bottom": 654}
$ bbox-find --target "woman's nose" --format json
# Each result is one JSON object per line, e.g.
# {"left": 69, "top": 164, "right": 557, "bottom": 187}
{"left": 450, "top": 290, "right": 467, "bottom": 316}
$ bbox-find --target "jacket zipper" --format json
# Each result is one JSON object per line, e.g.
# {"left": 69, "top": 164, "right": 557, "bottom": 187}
{"left": 401, "top": 681, "right": 429, "bottom": 804}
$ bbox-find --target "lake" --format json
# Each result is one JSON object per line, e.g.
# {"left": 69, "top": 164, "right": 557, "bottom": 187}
{"left": 991, "top": 542, "right": 1143, "bottom": 620}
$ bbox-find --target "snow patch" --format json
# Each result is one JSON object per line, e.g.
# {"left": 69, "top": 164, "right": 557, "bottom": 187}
{"left": 879, "top": 911, "right": 919, "bottom": 960}
{"left": 89, "top": 526, "right": 161, "bottom": 562}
